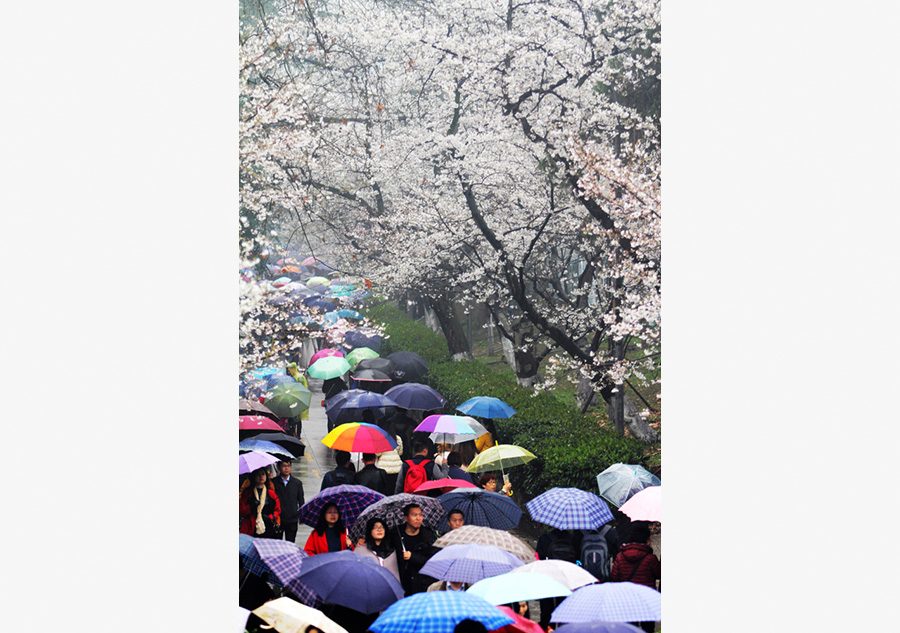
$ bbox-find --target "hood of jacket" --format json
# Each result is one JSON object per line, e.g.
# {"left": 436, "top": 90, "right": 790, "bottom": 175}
{"left": 619, "top": 542, "right": 654, "bottom": 562}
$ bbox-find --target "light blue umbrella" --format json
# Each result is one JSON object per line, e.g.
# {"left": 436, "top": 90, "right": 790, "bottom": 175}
{"left": 369, "top": 590, "right": 514, "bottom": 633}
{"left": 420, "top": 543, "right": 524, "bottom": 584}
{"left": 238, "top": 439, "right": 295, "bottom": 457}
{"left": 466, "top": 571, "right": 572, "bottom": 604}
{"left": 550, "top": 582, "right": 661, "bottom": 624}
{"left": 595, "top": 464, "right": 661, "bottom": 508}
{"left": 456, "top": 396, "right": 517, "bottom": 419}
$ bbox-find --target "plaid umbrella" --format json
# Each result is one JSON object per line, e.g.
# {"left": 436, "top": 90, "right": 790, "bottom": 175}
{"left": 436, "top": 488, "right": 522, "bottom": 530}
{"left": 298, "top": 484, "right": 385, "bottom": 529}
{"left": 433, "top": 525, "right": 535, "bottom": 563}
{"left": 348, "top": 493, "right": 446, "bottom": 543}
{"left": 240, "top": 538, "right": 320, "bottom": 607}
{"left": 550, "top": 582, "right": 662, "bottom": 623}
{"left": 552, "top": 624, "right": 645, "bottom": 633}
{"left": 526, "top": 487, "right": 614, "bottom": 530}
{"left": 419, "top": 543, "right": 524, "bottom": 584}
{"left": 369, "top": 590, "right": 514, "bottom": 633}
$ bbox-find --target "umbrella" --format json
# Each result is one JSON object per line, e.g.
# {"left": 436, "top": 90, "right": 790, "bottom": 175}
{"left": 308, "top": 356, "right": 352, "bottom": 380}
{"left": 239, "top": 415, "right": 285, "bottom": 432}
{"left": 384, "top": 383, "right": 446, "bottom": 410}
{"left": 617, "top": 486, "right": 661, "bottom": 523}
{"left": 493, "top": 605, "right": 546, "bottom": 633}
{"left": 552, "top": 624, "right": 645, "bottom": 633}
{"left": 415, "top": 415, "right": 479, "bottom": 435}
{"left": 241, "top": 376, "right": 268, "bottom": 400}
{"left": 289, "top": 550, "right": 404, "bottom": 614}
{"left": 273, "top": 277, "right": 292, "bottom": 287}
{"left": 238, "top": 606, "right": 251, "bottom": 633}
{"left": 248, "top": 431, "right": 306, "bottom": 457}
{"left": 325, "top": 390, "right": 399, "bottom": 419}
{"left": 550, "top": 582, "right": 661, "bottom": 623}
{"left": 322, "top": 422, "right": 398, "bottom": 454}
{"left": 414, "top": 479, "right": 477, "bottom": 494}
{"left": 240, "top": 534, "right": 279, "bottom": 585}
{"left": 595, "top": 464, "right": 661, "bottom": 508}
{"left": 368, "top": 589, "right": 514, "bottom": 633}
{"left": 386, "top": 351, "right": 427, "bottom": 381}
{"left": 355, "top": 357, "right": 397, "bottom": 376}
{"left": 345, "top": 346, "right": 380, "bottom": 368}
{"left": 336, "top": 309, "right": 362, "bottom": 320}
{"left": 508, "top": 560, "right": 598, "bottom": 590}
{"left": 351, "top": 368, "right": 393, "bottom": 382}
{"left": 436, "top": 488, "right": 523, "bottom": 530}
{"left": 304, "top": 296, "right": 338, "bottom": 311}
{"left": 525, "top": 488, "right": 614, "bottom": 531}
{"left": 433, "top": 525, "right": 535, "bottom": 564}
{"left": 466, "top": 444, "right": 536, "bottom": 478}
{"left": 239, "top": 398, "right": 279, "bottom": 421}
{"left": 427, "top": 417, "right": 488, "bottom": 445}
{"left": 264, "top": 373, "right": 297, "bottom": 390}
{"left": 298, "top": 484, "right": 385, "bottom": 529}
{"left": 344, "top": 329, "right": 382, "bottom": 352}
{"left": 466, "top": 571, "right": 572, "bottom": 604}
{"left": 310, "top": 348, "right": 345, "bottom": 365}
{"left": 420, "top": 543, "right": 524, "bottom": 584}
{"left": 240, "top": 539, "right": 321, "bottom": 607}
{"left": 239, "top": 450, "right": 281, "bottom": 475}
{"left": 238, "top": 438, "right": 297, "bottom": 458}
{"left": 306, "top": 276, "right": 331, "bottom": 287}
{"left": 263, "top": 382, "right": 313, "bottom": 420}
{"left": 348, "top": 493, "right": 446, "bottom": 542}
{"left": 253, "top": 597, "right": 349, "bottom": 633}
{"left": 456, "top": 396, "right": 517, "bottom": 419}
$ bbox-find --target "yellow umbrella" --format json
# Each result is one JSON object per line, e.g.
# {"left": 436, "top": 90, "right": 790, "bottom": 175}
{"left": 253, "top": 597, "right": 348, "bottom": 633}
{"left": 466, "top": 444, "right": 536, "bottom": 474}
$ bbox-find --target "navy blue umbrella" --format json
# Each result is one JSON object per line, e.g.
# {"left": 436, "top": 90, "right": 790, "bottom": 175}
{"left": 436, "top": 488, "right": 523, "bottom": 530}
{"left": 264, "top": 373, "right": 297, "bottom": 390}
{"left": 302, "top": 296, "right": 337, "bottom": 311}
{"left": 288, "top": 550, "right": 404, "bottom": 614}
{"left": 344, "top": 329, "right": 382, "bottom": 352}
{"left": 385, "top": 383, "right": 446, "bottom": 410}
{"left": 325, "top": 389, "right": 398, "bottom": 425}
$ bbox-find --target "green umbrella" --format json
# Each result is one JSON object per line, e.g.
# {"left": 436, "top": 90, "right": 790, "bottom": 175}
{"left": 345, "top": 346, "right": 379, "bottom": 368}
{"left": 264, "top": 382, "right": 312, "bottom": 419}
{"left": 466, "top": 444, "right": 536, "bottom": 474}
{"left": 307, "top": 356, "right": 352, "bottom": 380}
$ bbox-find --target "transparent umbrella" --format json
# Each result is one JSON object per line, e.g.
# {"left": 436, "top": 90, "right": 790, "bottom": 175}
{"left": 595, "top": 463, "right": 660, "bottom": 508}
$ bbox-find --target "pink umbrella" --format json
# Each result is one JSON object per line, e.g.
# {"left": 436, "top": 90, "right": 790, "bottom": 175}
{"left": 618, "top": 485, "right": 661, "bottom": 523}
{"left": 239, "top": 450, "right": 281, "bottom": 475}
{"left": 309, "top": 348, "right": 345, "bottom": 365}
{"left": 239, "top": 415, "right": 285, "bottom": 432}
{"left": 414, "top": 479, "right": 477, "bottom": 493}
{"left": 493, "top": 606, "right": 544, "bottom": 633}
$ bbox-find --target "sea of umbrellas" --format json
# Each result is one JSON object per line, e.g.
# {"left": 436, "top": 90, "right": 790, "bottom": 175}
{"left": 238, "top": 252, "right": 663, "bottom": 633}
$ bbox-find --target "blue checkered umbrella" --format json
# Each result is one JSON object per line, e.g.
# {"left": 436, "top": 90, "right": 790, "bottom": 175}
{"left": 239, "top": 534, "right": 275, "bottom": 582}
{"left": 369, "top": 590, "right": 514, "bottom": 633}
{"left": 550, "top": 582, "right": 661, "bottom": 623}
{"left": 247, "top": 539, "right": 320, "bottom": 607}
{"left": 348, "top": 493, "right": 446, "bottom": 543}
{"left": 420, "top": 543, "right": 524, "bottom": 584}
{"left": 298, "top": 484, "right": 385, "bottom": 529}
{"left": 553, "top": 624, "right": 645, "bottom": 633}
{"left": 526, "top": 487, "right": 614, "bottom": 530}
{"left": 436, "top": 488, "right": 522, "bottom": 530}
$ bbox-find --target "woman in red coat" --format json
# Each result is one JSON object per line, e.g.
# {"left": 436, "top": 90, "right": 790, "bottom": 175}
{"left": 240, "top": 467, "right": 282, "bottom": 537}
{"left": 303, "top": 503, "right": 354, "bottom": 555}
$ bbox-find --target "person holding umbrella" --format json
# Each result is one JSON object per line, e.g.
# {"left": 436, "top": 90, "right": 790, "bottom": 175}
{"left": 303, "top": 503, "right": 355, "bottom": 555}
{"left": 391, "top": 502, "right": 439, "bottom": 595}
{"left": 479, "top": 472, "right": 512, "bottom": 496}
{"left": 240, "top": 467, "right": 282, "bottom": 538}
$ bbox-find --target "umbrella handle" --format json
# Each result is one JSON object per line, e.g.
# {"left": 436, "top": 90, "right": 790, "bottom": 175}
{"left": 397, "top": 526, "right": 406, "bottom": 552}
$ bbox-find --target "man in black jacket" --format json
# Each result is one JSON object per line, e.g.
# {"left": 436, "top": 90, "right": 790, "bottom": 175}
{"left": 354, "top": 453, "right": 389, "bottom": 495}
{"left": 320, "top": 451, "right": 356, "bottom": 491}
{"left": 272, "top": 460, "right": 305, "bottom": 544}
{"left": 391, "top": 502, "right": 438, "bottom": 595}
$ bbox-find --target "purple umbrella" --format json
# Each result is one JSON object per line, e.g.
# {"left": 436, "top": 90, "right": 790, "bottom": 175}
{"left": 420, "top": 543, "right": 524, "bottom": 584}
{"left": 550, "top": 582, "right": 662, "bottom": 623}
{"left": 297, "top": 484, "right": 385, "bottom": 530}
{"left": 239, "top": 450, "right": 280, "bottom": 475}
{"left": 241, "top": 537, "right": 320, "bottom": 607}
{"left": 526, "top": 487, "right": 615, "bottom": 531}
{"left": 553, "top": 624, "right": 645, "bottom": 633}
{"left": 289, "top": 550, "right": 404, "bottom": 614}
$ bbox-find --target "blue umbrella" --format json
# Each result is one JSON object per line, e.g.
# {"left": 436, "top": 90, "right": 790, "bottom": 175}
{"left": 264, "top": 373, "right": 296, "bottom": 390}
{"left": 238, "top": 438, "right": 296, "bottom": 457}
{"left": 385, "top": 383, "right": 447, "bottom": 410}
{"left": 243, "top": 538, "right": 320, "bottom": 607}
{"left": 456, "top": 396, "right": 516, "bottom": 419}
{"left": 419, "top": 543, "right": 524, "bottom": 584}
{"left": 325, "top": 390, "right": 399, "bottom": 425}
{"left": 303, "top": 296, "right": 337, "bottom": 311}
{"left": 344, "top": 329, "right": 382, "bottom": 352}
{"left": 289, "top": 550, "right": 403, "bottom": 614}
{"left": 466, "top": 571, "right": 572, "bottom": 604}
{"left": 526, "top": 487, "right": 614, "bottom": 531}
{"left": 336, "top": 309, "right": 362, "bottom": 319}
{"left": 550, "top": 582, "right": 661, "bottom": 624}
{"left": 553, "top": 624, "right": 645, "bottom": 633}
{"left": 595, "top": 464, "right": 661, "bottom": 508}
{"left": 436, "top": 488, "right": 522, "bottom": 530}
{"left": 369, "top": 590, "right": 514, "bottom": 633}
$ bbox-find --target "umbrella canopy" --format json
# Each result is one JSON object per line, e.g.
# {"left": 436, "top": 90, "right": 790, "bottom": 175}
{"left": 552, "top": 624, "right": 645, "bottom": 633}
{"left": 346, "top": 346, "right": 380, "bottom": 368}
{"left": 550, "top": 582, "right": 661, "bottom": 624}
{"left": 386, "top": 351, "right": 427, "bottom": 381}
{"left": 414, "top": 479, "right": 477, "bottom": 494}
{"left": 310, "top": 348, "right": 345, "bottom": 365}
{"left": 303, "top": 296, "right": 338, "bottom": 311}
{"left": 427, "top": 418, "right": 488, "bottom": 445}
{"left": 436, "top": 488, "right": 523, "bottom": 530}
{"left": 325, "top": 390, "right": 399, "bottom": 421}
{"left": 240, "top": 534, "right": 280, "bottom": 586}
{"left": 247, "top": 431, "right": 306, "bottom": 457}
{"left": 466, "top": 444, "right": 536, "bottom": 474}
{"left": 415, "top": 414, "right": 480, "bottom": 435}
{"left": 617, "top": 485, "right": 661, "bottom": 523}
{"left": 264, "top": 373, "right": 297, "bottom": 390}
{"left": 239, "top": 450, "right": 281, "bottom": 475}
{"left": 509, "top": 559, "right": 599, "bottom": 590}
{"left": 322, "top": 422, "right": 398, "bottom": 453}
{"left": 239, "top": 415, "right": 287, "bottom": 432}
{"left": 242, "top": 538, "right": 320, "bottom": 607}
{"left": 336, "top": 309, "right": 362, "bottom": 320}
{"left": 433, "top": 525, "right": 535, "bottom": 564}
{"left": 308, "top": 356, "right": 352, "bottom": 379}
{"left": 290, "top": 550, "right": 404, "bottom": 614}
{"left": 354, "top": 357, "right": 397, "bottom": 376}
{"left": 351, "top": 368, "right": 393, "bottom": 382}
{"left": 238, "top": 438, "right": 296, "bottom": 458}
{"left": 241, "top": 376, "right": 268, "bottom": 400}
{"left": 344, "top": 329, "right": 382, "bottom": 352}
{"left": 466, "top": 571, "right": 572, "bottom": 604}
{"left": 239, "top": 398, "right": 279, "bottom": 421}
{"left": 348, "top": 493, "right": 446, "bottom": 542}
{"left": 306, "top": 276, "right": 331, "bottom": 287}
{"left": 298, "top": 484, "right": 385, "bottom": 529}
{"left": 263, "top": 382, "right": 313, "bottom": 420}
{"left": 420, "top": 543, "right": 524, "bottom": 584}
{"left": 368, "top": 589, "right": 514, "bottom": 633}
{"left": 456, "top": 396, "right": 517, "bottom": 419}
{"left": 494, "top": 605, "right": 546, "bottom": 633}
{"left": 384, "top": 383, "right": 446, "bottom": 411}
{"left": 526, "top": 487, "right": 614, "bottom": 531}
{"left": 595, "top": 464, "right": 661, "bottom": 508}
{"left": 253, "top": 597, "right": 349, "bottom": 633}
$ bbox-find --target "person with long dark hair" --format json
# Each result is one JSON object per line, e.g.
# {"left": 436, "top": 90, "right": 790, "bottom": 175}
{"left": 239, "top": 467, "right": 282, "bottom": 537}
{"left": 303, "top": 503, "right": 354, "bottom": 555}
{"left": 354, "top": 516, "right": 400, "bottom": 581}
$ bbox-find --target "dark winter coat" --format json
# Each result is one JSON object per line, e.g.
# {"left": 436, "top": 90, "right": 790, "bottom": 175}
{"left": 354, "top": 463, "right": 390, "bottom": 495}
{"left": 272, "top": 475, "right": 305, "bottom": 524}
{"left": 610, "top": 542, "right": 661, "bottom": 589}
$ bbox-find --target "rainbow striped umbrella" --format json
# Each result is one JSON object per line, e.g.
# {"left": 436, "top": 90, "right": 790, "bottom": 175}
{"left": 322, "top": 422, "right": 398, "bottom": 453}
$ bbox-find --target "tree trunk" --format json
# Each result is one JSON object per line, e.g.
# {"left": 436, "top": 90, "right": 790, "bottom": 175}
{"left": 598, "top": 381, "right": 658, "bottom": 443}
{"left": 499, "top": 324, "right": 541, "bottom": 387}
{"left": 423, "top": 305, "right": 442, "bottom": 334}
{"left": 427, "top": 296, "right": 473, "bottom": 361}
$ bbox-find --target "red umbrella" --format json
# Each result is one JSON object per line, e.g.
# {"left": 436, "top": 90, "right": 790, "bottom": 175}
{"left": 239, "top": 415, "right": 284, "bottom": 431}
{"left": 492, "top": 606, "right": 544, "bottom": 633}
{"left": 309, "top": 348, "right": 345, "bottom": 365}
{"left": 414, "top": 479, "right": 477, "bottom": 493}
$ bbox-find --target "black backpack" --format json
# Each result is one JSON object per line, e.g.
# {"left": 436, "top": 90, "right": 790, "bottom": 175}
{"left": 580, "top": 525, "right": 613, "bottom": 581}
{"left": 546, "top": 532, "right": 577, "bottom": 564}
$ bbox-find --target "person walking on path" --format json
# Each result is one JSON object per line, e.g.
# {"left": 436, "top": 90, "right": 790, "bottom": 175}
{"left": 445, "top": 451, "right": 476, "bottom": 485}
{"left": 394, "top": 439, "right": 441, "bottom": 494}
{"left": 354, "top": 453, "right": 390, "bottom": 495}
{"left": 240, "top": 467, "right": 282, "bottom": 538}
{"left": 320, "top": 450, "right": 356, "bottom": 491}
{"left": 303, "top": 503, "right": 354, "bottom": 555}
{"left": 610, "top": 523, "right": 661, "bottom": 633}
{"left": 391, "top": 502, "right": 438, "bottom": 595}
{"left": 272, "top": 459, "right": 305, "bottom": 543}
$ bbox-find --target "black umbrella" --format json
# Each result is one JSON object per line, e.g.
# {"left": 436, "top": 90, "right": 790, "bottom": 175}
{"left": 355, "top": 357, "right": 397, "bottom": 375}
{"left": 245, "top": 431, "right": 306, "bottom": 457}
{"left": 352, "top": 368, "right": 393, "bottom": 381}
{"left": 387, "top": 351, "right": 428, "bottom": 382}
